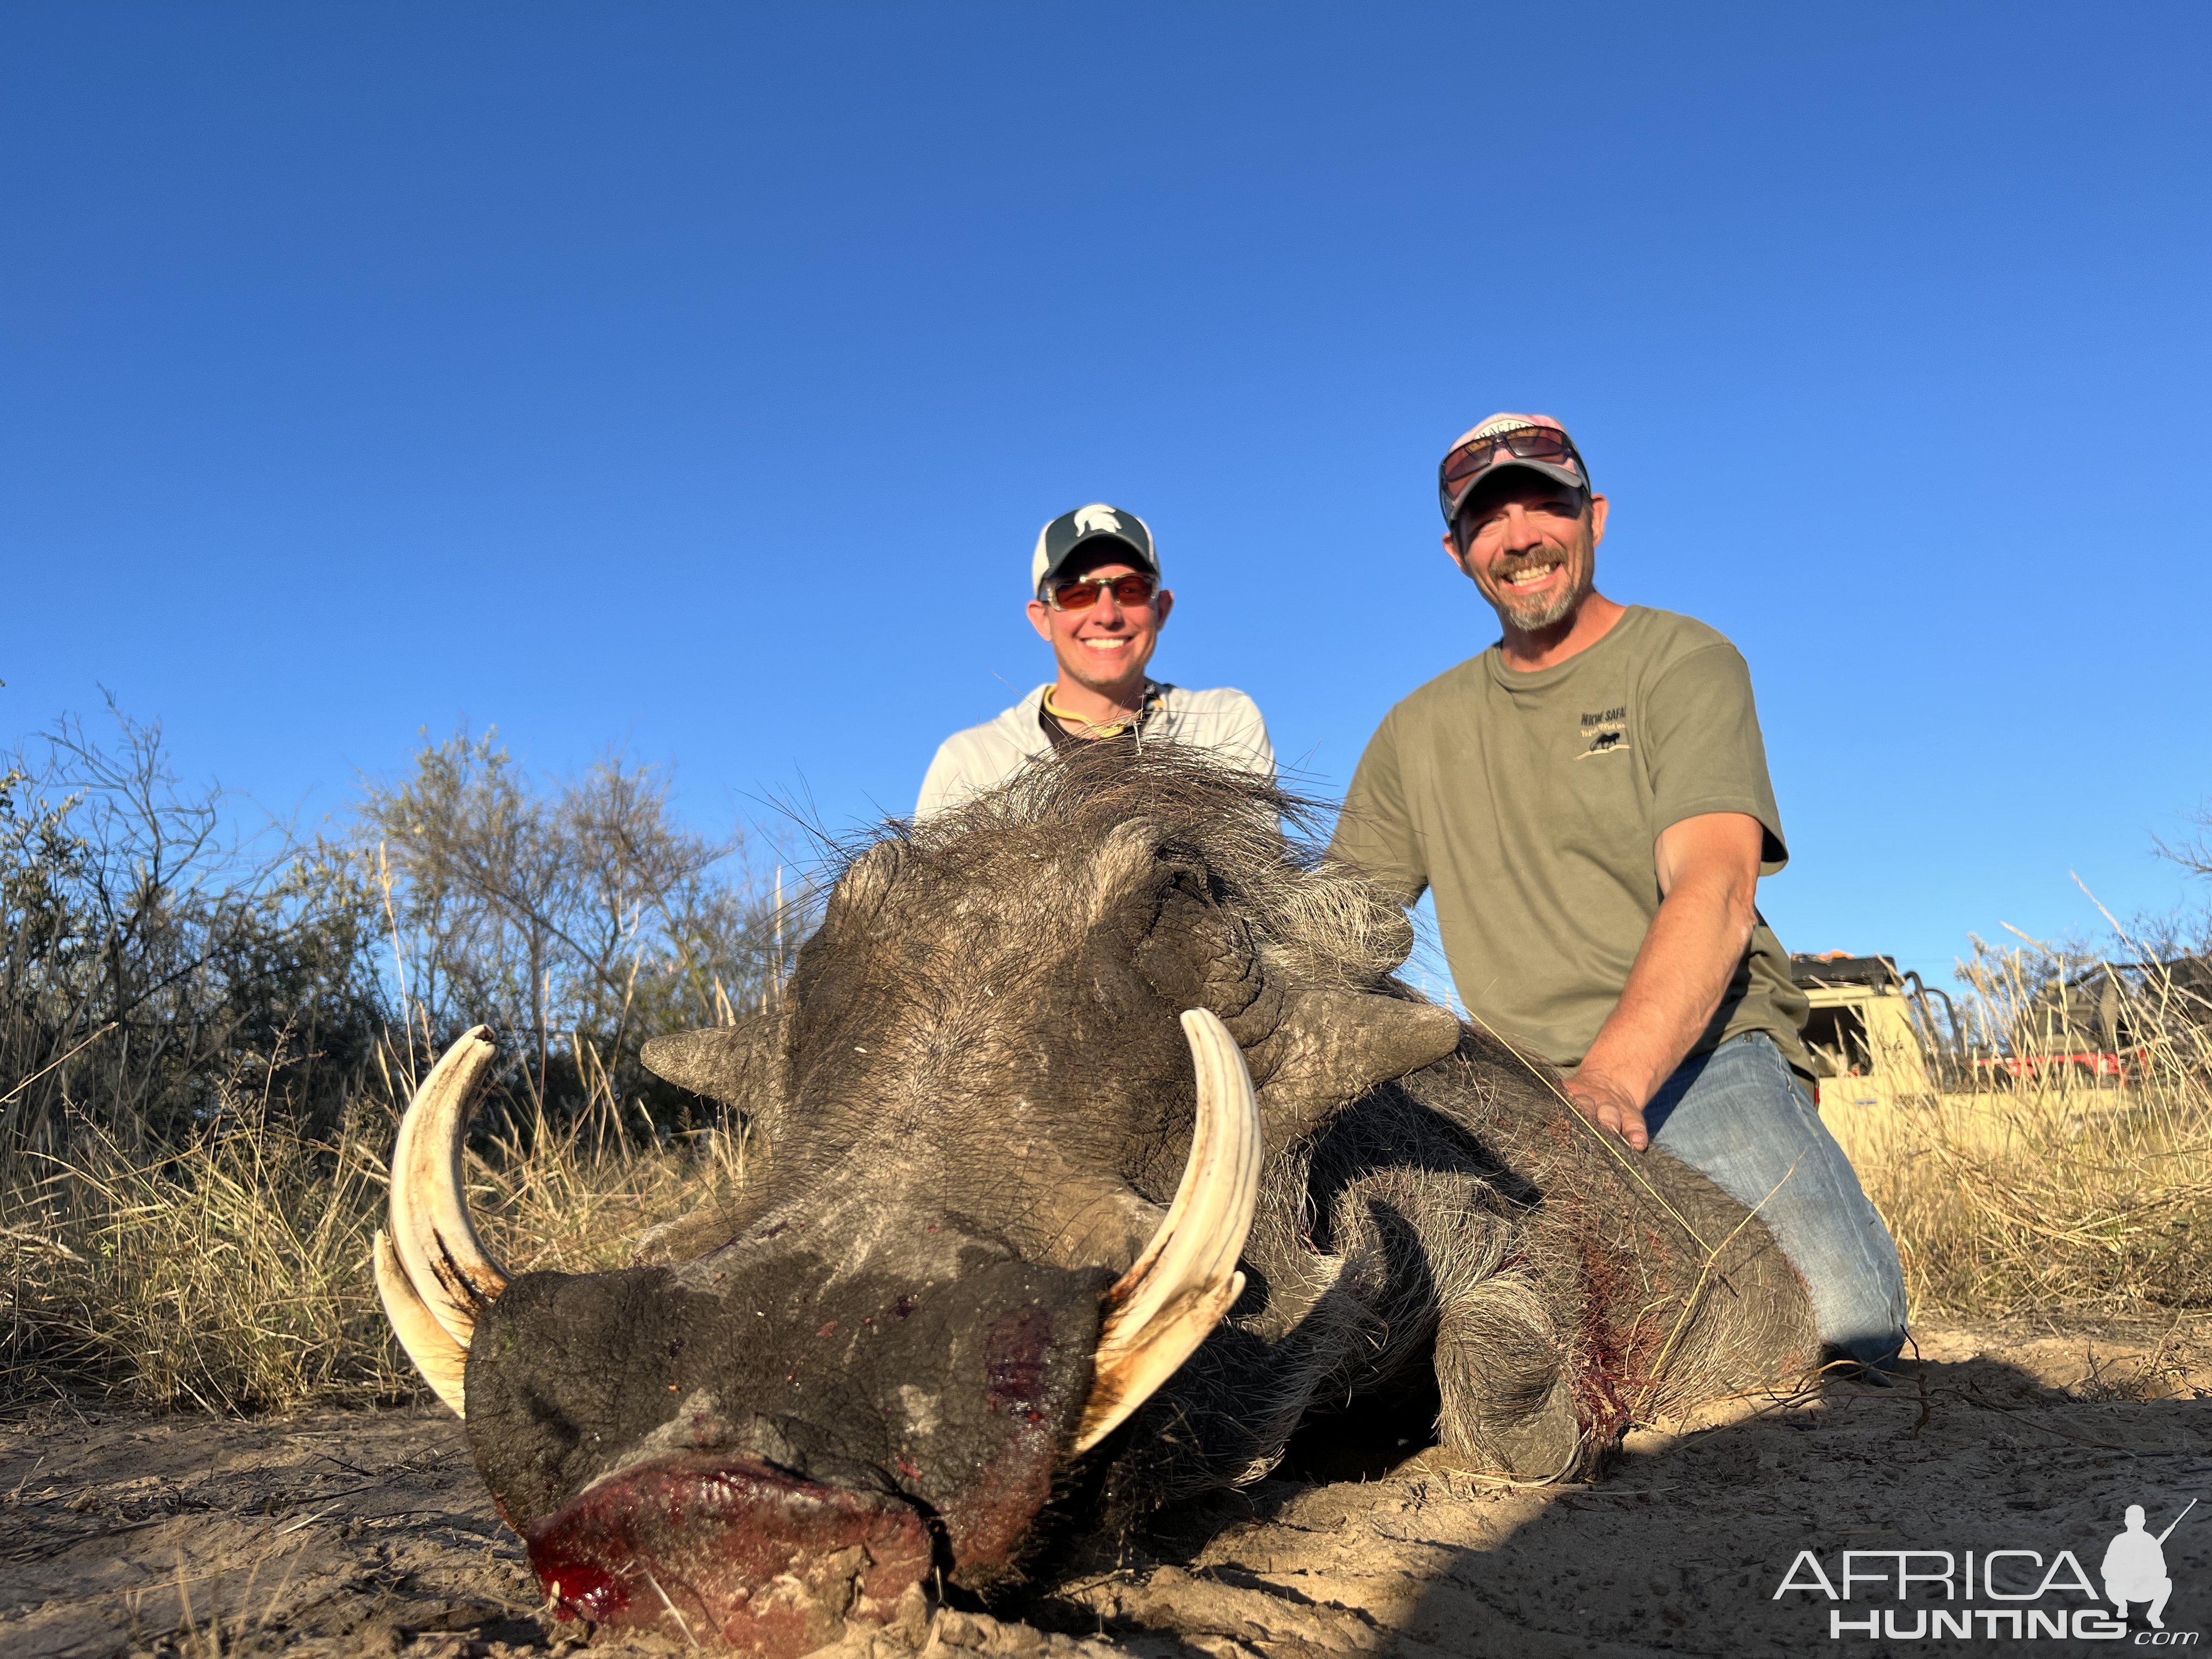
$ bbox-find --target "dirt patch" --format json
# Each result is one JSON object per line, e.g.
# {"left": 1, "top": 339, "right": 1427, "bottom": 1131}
{"left": 5, "top": 1317, "right": 2208, "bottom": 1658}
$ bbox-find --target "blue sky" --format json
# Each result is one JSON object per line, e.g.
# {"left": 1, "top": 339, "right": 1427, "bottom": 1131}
{"left": 5, "top": 4, "right": 2208, "bottom": 985}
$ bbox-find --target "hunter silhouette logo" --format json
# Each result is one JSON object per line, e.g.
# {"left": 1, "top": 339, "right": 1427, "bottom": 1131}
{"left": 2106, "top": 1500, "right": 2194, "bottom": 1630}
{"left": 1071, "top": 505, "right": 1125, "bottom": 540}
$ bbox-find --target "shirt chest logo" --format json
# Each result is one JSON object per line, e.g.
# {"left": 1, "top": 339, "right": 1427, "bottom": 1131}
{"left": 1577, "top": 705, "right": 1629, "bottom": 759}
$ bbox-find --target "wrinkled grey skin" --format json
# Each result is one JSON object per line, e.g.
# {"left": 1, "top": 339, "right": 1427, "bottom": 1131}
{"left": 470, "top": 748, "right": 1817, "bottom": 1579}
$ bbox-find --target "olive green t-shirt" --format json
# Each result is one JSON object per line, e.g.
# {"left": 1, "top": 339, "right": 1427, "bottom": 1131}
{"left": 1331, "top": 606, "right": 1809, "bottom": 1074}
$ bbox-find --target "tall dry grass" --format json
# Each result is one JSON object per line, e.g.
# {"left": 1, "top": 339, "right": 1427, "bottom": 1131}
{"left": 1841, "top": 1084, "right": 2211, "bottom": 1316}
{"left": 1835, "top": 940, "right": 2212, "bottom": 1319}
{"left": 1, "top": 1035, "right": 733, "bottom": 1413}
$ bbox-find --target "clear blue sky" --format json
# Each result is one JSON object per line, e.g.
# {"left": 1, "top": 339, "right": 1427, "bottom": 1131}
{"left": 5, "top": 5, "right": 2208, "bottom": 985}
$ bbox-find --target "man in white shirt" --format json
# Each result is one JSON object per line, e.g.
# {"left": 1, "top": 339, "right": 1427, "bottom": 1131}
{"left": 917, "top": 503, "right": 1273, "bottom": 817}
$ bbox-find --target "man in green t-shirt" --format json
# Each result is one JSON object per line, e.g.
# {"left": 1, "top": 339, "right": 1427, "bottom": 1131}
{"left": 1331, "top": 413, "right": 1905, "bottom": 1367}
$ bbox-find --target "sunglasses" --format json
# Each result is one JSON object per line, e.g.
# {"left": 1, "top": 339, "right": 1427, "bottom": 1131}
{"left": 1438, "top": 425, "right": 1587, "bottom": 521}
{"left": 1045, "top": 572, "right": 1159, "bottom": 612}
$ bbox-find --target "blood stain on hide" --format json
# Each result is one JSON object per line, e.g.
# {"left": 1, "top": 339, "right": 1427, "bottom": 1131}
{"left": 984, "top": 1305, "right": 1051, "bottom": 1424}
{"left": 936, "top": 1304, "right": 1076, "bottom": 1574}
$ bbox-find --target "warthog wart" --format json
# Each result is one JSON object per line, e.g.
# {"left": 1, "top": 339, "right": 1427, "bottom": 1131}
{"left": 376, "top": 746, "right": 1818, "bottom": 1654}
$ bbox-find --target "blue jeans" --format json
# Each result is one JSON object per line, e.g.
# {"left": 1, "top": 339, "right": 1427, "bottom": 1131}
{"left": 1643, "top": 1031, "right": 1909, "bottom": 1368}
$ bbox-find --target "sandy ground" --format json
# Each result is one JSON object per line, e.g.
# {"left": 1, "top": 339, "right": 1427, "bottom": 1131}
{"left": 4, "top": 1316, "right": 2208, "bottom": 1659}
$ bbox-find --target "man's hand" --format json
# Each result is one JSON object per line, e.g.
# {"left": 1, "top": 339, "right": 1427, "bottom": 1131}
{"left": 1566, "top": 811, "right": 1765, "bottom": 1151}
{"left": 1563, "top": 1069, "right": 1650, "bottom": 1149}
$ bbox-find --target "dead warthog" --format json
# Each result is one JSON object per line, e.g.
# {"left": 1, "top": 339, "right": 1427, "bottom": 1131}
{"left": 377, "top": 747, "right": 1815, "bottom": 1654}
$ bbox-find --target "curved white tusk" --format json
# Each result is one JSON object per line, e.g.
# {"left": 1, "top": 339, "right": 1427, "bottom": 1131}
{"left": 374, "top": 1228, "right": 470, "bottom": 1417}
{"left": 388, "top": 1026, "right": 510, "bottom": 1351}
{"left": 1074, "top": 1008, "right": 1261, "bottom": 1452}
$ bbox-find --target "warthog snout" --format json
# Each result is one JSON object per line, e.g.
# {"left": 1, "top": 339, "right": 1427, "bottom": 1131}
{"left": 376, "top": 1011, "right": 1261, "bottom": 1649}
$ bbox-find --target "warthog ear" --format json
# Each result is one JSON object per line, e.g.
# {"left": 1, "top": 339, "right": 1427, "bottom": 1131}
{"left": 641, "top": 1011, "right": 786, "bottom": 1119}
{"left": 634, "top": 1013, "right": 786, "bottom": 1267}
{"left": 1254, "top": 989, "right": 1463, "bottom": 1144}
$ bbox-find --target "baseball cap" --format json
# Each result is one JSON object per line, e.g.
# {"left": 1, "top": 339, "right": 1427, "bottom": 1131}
{"left": 1438, "top": 413, "right": 1590, "bottom": 525}
{"left": 1031, "top": 504, "right": 1159, "bottom": 595}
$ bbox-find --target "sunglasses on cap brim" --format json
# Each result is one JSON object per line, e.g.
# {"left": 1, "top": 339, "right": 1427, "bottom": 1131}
{"left": 1043, "top": 572, "right": 1159, "bottom": 612}
{"left": 1438, "top": 426, "right": 1588, "bottom": 522}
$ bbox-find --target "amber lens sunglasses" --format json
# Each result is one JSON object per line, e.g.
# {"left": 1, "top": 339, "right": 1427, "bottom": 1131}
{"left": 1438, "top": 426, "right": 1586, "bottom": 521}
{"left": 1046, "top": 572, "right": 1159, "bottom": 612}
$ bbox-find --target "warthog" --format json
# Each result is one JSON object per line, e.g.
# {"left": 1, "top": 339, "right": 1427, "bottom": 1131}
{"left": 377, "top": 748, "right": 1815, "bottom": 1654}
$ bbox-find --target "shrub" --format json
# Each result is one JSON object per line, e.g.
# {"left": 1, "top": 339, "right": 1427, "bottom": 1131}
{"left": 357, "top": 724, "right": 801, "bottom": 1128}
{"left": 1, "top": 706, "right": 788, "bottom": 1411}
{"left": 0, "top": 701, "right": 386, "bottom": 1154}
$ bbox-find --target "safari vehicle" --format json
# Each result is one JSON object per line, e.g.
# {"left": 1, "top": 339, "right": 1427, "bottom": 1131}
{"left": 1791, "top": 951, "right": 2210, "bottom": 1106}
{"left": 1971, "top": 953, "right": 2210, "bottom": 1089}
{"left": 1790, "top": 953, "right": 1960, "bottom": 1109}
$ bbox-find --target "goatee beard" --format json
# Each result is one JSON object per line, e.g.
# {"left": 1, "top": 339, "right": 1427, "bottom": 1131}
{"left": 1491, "top": 562, "right": 1587, "bottom": 631}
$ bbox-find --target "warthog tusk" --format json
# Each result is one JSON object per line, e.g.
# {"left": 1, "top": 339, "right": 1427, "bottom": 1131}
{"left": 1074, "top": 1008, "right": 1261, "bottom": 1452}
{"left": 373, "top": 1228, "right": 469, "bottom": 1415}
{"left": 378, "top": 1026, "right": 510, "bottom": 1416}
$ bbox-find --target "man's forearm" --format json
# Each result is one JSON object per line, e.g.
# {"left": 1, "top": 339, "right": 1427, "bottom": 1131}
{"left": 1562, "top": 810, "right": 1764, "bottom": 1150}
{"left": 1576, "top": 877, "right": 1752, "bottom": 1108}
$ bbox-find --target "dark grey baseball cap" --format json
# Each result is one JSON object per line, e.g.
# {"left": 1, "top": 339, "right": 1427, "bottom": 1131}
{"left": 1030, "top": 504, "right": 1159, "bottom": 594}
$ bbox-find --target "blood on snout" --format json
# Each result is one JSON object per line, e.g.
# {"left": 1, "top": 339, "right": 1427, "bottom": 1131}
{"left": 525, "top": 1454, "right": 932, "bottom": 1654}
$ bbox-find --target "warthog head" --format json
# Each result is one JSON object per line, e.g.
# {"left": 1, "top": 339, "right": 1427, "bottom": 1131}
{"left": 375, "top": 749, "right": 1463, "bottom": 1652}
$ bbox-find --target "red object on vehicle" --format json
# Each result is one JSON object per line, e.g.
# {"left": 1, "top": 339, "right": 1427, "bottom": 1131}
{"left": 1974, "top": 1048, "right": 2145, "bottom": 1086}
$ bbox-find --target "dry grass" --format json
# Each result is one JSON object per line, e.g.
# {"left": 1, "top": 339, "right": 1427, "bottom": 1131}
{"left": 1837, "top": 1080, "right": 2211, "bottom": 1316}
{"left": 1, "top": 1040, "right": 728, "bottom": 1414}
{"left": 1836, "top": 938, "right": 2212, "bottom": 1319}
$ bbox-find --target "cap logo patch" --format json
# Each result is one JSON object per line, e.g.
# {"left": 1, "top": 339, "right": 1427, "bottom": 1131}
{"left": 1071, "top": 505, "right": 1123, "bottom": 539}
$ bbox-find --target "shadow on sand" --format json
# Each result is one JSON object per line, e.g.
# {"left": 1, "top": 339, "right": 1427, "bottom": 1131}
{"left": 1025, "top": 1340, "right": 2212, "bottom": 1659}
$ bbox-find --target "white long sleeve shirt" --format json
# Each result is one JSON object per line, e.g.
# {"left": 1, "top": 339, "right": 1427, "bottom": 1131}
{"left": 916, "top": 682, "right": 1274, "bottom": 819}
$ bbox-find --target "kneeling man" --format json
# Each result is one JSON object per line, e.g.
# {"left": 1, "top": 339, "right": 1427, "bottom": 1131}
{"left": 918, "top": 504, "right": 1272, "bottom": 817}
{"left": 2102, "top": 1504, "right": 2177, "bottom": 1628}
{"left": 1331, "top": 414, "right": 1907, "bottom": 1367}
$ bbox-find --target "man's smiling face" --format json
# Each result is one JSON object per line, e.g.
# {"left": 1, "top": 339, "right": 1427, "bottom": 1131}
{"left": 1446, "top": 474, "right": 1608, "bottom": 633}
{"left": 1025, "top": 546, "right": 1173, "bottom": 696}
